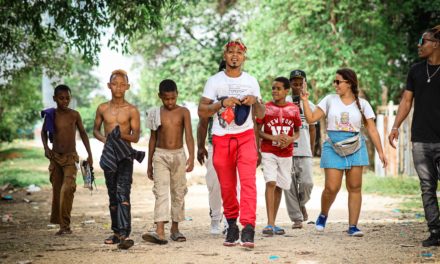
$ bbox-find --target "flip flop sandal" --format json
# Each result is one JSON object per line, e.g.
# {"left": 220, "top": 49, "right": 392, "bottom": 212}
{"left": 262, "top": 225, "right": 274, "bottom": 236}
{"left": 118, "top": 237, "right": 134, "bottom": 249}
{"left": 170, "top": 232, "right": 186, "bottom": 242}
{"left": 273, "top": 226, "right": 285, "bottom": 235}
{"left": 104, "top": 234, "right": 120, "bottom": 244}
{"left": 142, "top": 232, "right": 168, "bottom": 245}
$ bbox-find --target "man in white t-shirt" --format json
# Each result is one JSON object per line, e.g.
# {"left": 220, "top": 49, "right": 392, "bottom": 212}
{"left": 285, "top": 70, "right": 316, "bottom": 229}
{"left": 198, "top": 39, "right": 265, "bottom": 248}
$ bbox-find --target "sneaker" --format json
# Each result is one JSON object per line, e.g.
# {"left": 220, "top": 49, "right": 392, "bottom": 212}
{"left": 223, "top": 224, "right": 239, "bottom": 246}
{"left": 210, "top": 220, "right": 222, "bottom": 235}
{"left": 292, "top": 220, "right": 303, "bottom": 229}
{"left": 300, "top": 206, "right": 308, "bottom": 221}
{"left": 422, "top": 232, "right": 440, "bottom": 247}
{"left": 347, "top": 225, "right": 364, "bottom": 237}
{"left": 315, "top": 214, "right": 327, "bottom": 231}
{"left": 240, "top": 224, "right": 255, "bottom": 248}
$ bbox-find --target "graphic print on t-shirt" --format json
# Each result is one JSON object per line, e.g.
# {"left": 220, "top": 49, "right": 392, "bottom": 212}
{"left": 257, "top": 101, "right": 302, "bottom": 157}
{"left": 335, "top": 111, "right": 355, "bottom": 132}
{"left": 216, "top": 83, "right": 253, "bottom": 129}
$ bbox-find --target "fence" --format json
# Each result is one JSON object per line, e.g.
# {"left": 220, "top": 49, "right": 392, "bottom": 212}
{"left": 375, "top": 101, "right": 416, "bottom": 177}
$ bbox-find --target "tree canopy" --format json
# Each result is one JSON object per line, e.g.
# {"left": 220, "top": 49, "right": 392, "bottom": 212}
{"left": 0, "top": 0, "right": 189, "bottom": 81}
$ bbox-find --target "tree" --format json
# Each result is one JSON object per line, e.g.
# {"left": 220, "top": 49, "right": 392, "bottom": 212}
{"left": 131, "top": 0, "right": 244, "bottom": 109}
{"left": 0, "top": 0, "right": 191, "bottom": 142}
{"left": 244, "top": 0, "right": 440, "bottom": 106}
{"left": 0, "top": 68, "right": 42, "bottom": 142}
{"left": 0, "top": 0, "right": 191, "bottom": 82}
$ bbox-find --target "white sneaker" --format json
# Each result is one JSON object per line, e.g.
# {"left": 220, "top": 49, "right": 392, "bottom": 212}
{"left": 210, "top": 220, "right": 222, "bottom": 235}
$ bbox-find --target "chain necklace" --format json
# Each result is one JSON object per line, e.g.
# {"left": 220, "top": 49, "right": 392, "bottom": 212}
{"left": 426, "top": 61, "right": 440, "bottom": 83}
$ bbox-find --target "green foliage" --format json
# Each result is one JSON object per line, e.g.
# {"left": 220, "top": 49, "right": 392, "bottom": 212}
{"left": 77, "top": 95, "right": 107, "bottom": 135}
{"left": 0, "top": 147, "right": 48, "bottom": 187}
{"left": 244, "top": 0, "right": 440, "bottom": 106}
{"left": 131, "top": 0, "right": 244, "bottom": 108}
{"left": 64, "top": 55, "right": 101, "bottom": 108}
{"left": 362, "top": 173, "right": 421, "bottom": 196}
{"left": 0, "top": 68, "right": 42, "bottom": 142}
{"left": 0, "top": 0, "right": 191, "bottom": 82}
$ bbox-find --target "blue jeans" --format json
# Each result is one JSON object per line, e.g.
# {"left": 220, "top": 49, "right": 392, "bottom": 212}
{"left": 104, "top": 158, "right": 133, "bottom": 237}
{"left": 412, "top": 142, "right": 440, "bottom": 232}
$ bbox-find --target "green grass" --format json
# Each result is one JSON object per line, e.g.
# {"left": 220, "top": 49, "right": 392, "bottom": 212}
{"left": 0, "top": 143, "right": 107, "bottom": 188}
{"left": 0, "top": 146, "right": 49, "bottom": 187}
{"left": 362, "top": 172, "right": 421, "bottom": 196}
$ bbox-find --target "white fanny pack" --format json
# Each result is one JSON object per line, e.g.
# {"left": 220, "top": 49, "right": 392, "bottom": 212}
{"left": 327, "top": 133, "right": 362, "bottom": 157}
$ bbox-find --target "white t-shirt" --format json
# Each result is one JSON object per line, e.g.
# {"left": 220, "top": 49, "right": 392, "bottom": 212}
{"left": 286, "top": 96, "right": 316, "bottom": 157}
{"left": 202, "top": 71, "right": 261, "bottom": 136}
{"left": 317, "top": 94, "right": 375, "bottom": 132}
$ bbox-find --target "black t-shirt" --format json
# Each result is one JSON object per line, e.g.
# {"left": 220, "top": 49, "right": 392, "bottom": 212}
{"left": 406, "top": 60, "right": 440, "bottom": 142}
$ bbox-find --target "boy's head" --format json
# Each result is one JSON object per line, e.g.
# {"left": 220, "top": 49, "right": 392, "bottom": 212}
{"left": 158, "top": 79, "right": 178, "bottom": 110}
{"left": 53, "top": 84, "right": 72, "bottom": 110}
{"left": 272, "top": 77, "right": 290, "bottom": 103}
{"left": 289, "top": 69, "right": 307, "bottom": 96}
{"left": 223, "top": 39, "right": 247, "bottom": 69}
{"left": 109, "top": 69, "right": 129, "bottom": 83}
{"left": 107, "top": 69, "right": 130, "bottom": 98}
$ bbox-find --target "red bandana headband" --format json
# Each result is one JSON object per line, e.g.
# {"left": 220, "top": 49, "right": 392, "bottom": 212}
{"left": 226, "top": 41, "right": 247, "bottom": 52}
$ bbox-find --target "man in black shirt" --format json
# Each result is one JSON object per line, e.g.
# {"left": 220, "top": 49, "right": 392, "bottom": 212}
{"left": 389, "top": 25, "right": 440, "bottom": 247}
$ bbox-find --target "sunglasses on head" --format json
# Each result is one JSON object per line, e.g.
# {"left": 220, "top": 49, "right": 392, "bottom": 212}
{"left": 333, "top": 80, "right": 348, "bottom": 85}
{"left": 419, "top": 37, "right": 438, "bottom": 46}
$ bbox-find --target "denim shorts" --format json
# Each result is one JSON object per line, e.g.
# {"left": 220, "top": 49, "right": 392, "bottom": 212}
{"left": 320, "top": 131, "right": 369, "bottom": 170}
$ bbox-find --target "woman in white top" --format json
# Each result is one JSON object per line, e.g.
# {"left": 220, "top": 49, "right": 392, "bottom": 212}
{"left": 300, "top": 68, "right": 387, "bottom": 237}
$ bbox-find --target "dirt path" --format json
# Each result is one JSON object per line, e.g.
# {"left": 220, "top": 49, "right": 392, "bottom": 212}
{"left": 1, "top": 156, "right": 439, "bottom": 264}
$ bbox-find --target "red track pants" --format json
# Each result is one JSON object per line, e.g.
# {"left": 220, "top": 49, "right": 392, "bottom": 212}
{"left": 212, "top": 129, "right": 257, "bottom": 227}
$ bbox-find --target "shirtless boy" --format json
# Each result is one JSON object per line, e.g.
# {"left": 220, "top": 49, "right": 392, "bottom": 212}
{"left": 93, "top": 69, "right": 144, "bottom": 250}
{"left": 143, "top": 79, "right": 194, "bottom": 245}
{"left": 41, "top": 84, "right": 93, "bottom": 235}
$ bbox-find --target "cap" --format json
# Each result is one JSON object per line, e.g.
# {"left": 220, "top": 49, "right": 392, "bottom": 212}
{"left": 289, "top": 70, "right": 306, "bottom": 81}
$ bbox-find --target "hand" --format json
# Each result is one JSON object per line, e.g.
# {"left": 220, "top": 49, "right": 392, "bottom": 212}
{"left": 186, "top": 158, "right": 194, "bottom": 172}
{"left": 302, "top": 79, "right": 308, "bottom": 93}
{"left": 241, "top": 95, "right": 257, "bottom": 106}
{"left": 257, "top": 152, "right": 262, "bottom": 167}
{"left": 222, "top": 97, "right": 241, "bottom": 108}
{"left": 44, "top": 148, "right": 53, "bottom": 159}
{"left": 300, "top": 90, "right": 310, "bottom": 101}
{"left": 147, "top": 166, "right": 153, "bottom": 180}
{"left": 87, "top": 156, "right": 93, "bottom": 167}
{"left": 278, "top": 134, "right": 292, "bottom": 149}
{"left": 197, "top": 147, "right": 208, "bottom": 165}
{"left": 388, "top": 129, "right": 399, "bottom": 149}
{"left": 379, "top": 153, "right": 388, "bottom": 168}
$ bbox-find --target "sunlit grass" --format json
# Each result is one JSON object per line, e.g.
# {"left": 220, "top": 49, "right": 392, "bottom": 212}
{"left": 362, "top": 172, "right": 421, "bottom": 196}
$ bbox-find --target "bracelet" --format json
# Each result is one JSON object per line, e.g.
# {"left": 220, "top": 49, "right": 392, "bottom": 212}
{"left": 391, "top": 127, "right": 398, "bottom": 130}
{"left": 220, "top": 98, "right": 225, "bottom": 108}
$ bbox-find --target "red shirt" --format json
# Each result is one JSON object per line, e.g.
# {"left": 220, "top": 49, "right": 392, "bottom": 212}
{"left": 257, "top": 101, "right": 302, "bottom": 157}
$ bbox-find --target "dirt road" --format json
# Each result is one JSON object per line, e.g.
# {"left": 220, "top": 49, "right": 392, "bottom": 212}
{"left": 1, "top": 156, "right": 439, "bottom": 264}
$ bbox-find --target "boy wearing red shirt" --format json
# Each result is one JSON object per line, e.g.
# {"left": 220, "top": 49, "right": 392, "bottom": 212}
{"left": 257, "top": 77, "right": 302, "bottom": 236}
